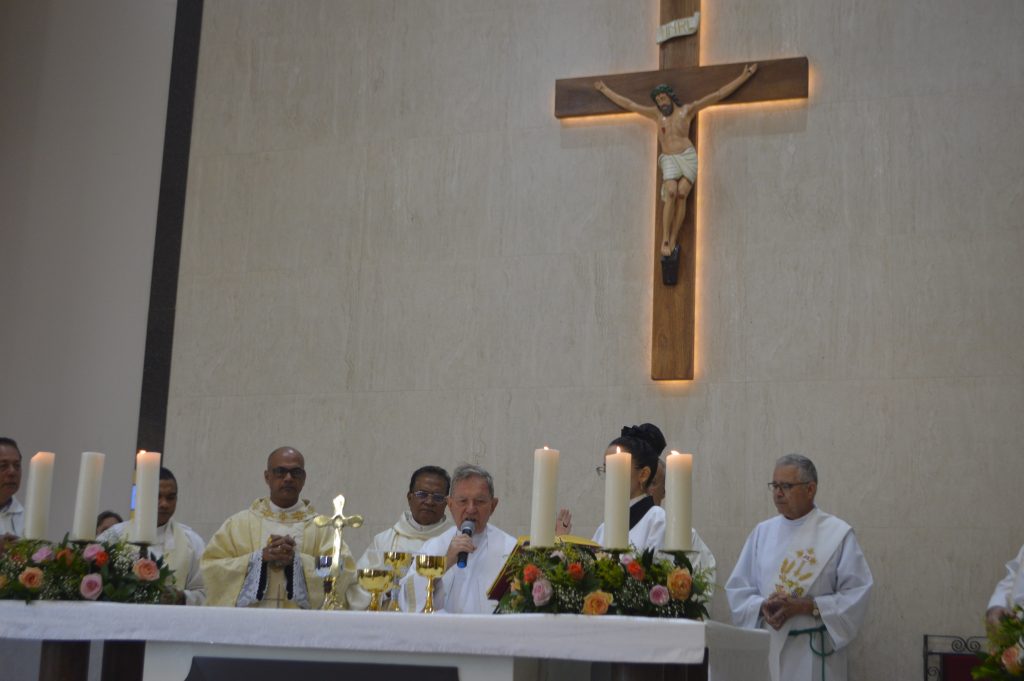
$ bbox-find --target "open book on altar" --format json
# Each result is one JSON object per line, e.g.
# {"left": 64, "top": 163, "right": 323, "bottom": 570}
{"left": 487, "top": 534, "right": 600, "bottom": 602}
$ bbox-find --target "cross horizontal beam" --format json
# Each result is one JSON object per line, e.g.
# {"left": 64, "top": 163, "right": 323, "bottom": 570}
{"left": 555, "top": 56, "right": 807, "bottom": 119}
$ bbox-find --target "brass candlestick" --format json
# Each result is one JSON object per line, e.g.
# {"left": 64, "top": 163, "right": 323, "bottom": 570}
{"left": 415, "top": 554, "right": 446, "bottom": 614}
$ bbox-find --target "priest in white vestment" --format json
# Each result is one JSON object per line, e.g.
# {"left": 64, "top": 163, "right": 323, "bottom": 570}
{"left": 0, "top": 437, "right": 24, "bottom": 552}
{"left": 353, "top": 465, "right": 453, "bottom": 610}
{"left": 98, "top": 467, "right": 206, "bottom": 605}
{"left": 202, "top": 447, "right": 355, "bottom": 609}
{"left": 726, "top": 454, "right": 872, "bottom": 681}
{"left": 987, "top": 543, "right": 1024, "bottom": 628}
{"left": 404, "top": 463, "right": 516, "bottom": 614}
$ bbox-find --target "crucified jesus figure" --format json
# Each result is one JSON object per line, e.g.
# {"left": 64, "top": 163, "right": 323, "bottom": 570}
{"left": 595, "top": 64, "right": 757, "bottom": 260}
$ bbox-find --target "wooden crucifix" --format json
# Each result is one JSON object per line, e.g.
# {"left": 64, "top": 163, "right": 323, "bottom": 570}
{"left": 554, "top": 0, "right": 808, "bottom": 380}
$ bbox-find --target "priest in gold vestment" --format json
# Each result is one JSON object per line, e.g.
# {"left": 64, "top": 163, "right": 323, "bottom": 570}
{"left": 201, "top": 447, "right": 356, "bottom": 608}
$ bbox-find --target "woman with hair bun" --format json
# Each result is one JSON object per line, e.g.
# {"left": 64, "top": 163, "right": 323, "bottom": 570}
{"left": 557, "top": 423, "right": 716, "bottom": 582}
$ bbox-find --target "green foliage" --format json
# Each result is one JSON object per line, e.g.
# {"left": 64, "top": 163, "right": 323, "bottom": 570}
{"left": 496, "top": 542, "right": 710, "bottom": 619}
{"left": 0, "top": 535, "right": 174, "bottom": 604}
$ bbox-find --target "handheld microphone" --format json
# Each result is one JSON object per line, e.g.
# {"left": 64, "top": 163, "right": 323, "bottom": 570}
{"left": 456, "top": 520, "right": 476, "bottom": 568}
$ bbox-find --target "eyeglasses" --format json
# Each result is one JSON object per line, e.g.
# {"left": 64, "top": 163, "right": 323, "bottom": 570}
{"left": 595, "top": 464, "right": 642, "bottom": 478}
{"left": 411, "top": 490, "right": 447, "bottom": 504}
{"left": 767, "top": 481, "right": 810, "bottom": 493}
{"left": 270, "top": 466, "right": 306, "bottom": 479}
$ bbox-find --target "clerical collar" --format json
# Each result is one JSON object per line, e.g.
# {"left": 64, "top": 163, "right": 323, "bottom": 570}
{"left": 403, "top": 510, "right": 447, "bottom": 532}
{"left": 269, "top": 500, "right": 303, "bottom": 514}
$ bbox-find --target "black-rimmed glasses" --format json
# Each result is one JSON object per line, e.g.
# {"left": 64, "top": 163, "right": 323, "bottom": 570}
{"left": 270, "top": 466, "right": 306, "bottom": 479}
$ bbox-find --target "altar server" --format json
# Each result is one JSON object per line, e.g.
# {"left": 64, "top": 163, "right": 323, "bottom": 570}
{"left": 0, "top": 437, "right": 24, "bottom": 552}
{"left": 560, "top": 424, "right": 716, "bottom": 578}
{"left": 202, "top": 447, "right": 355, "bottom": 609}
{"left": 405, "top": 464, "right": 516, "bottom": 614}
{"left": 98, "top": 467, "right": 206, "bottom": 605}
{"left": 726, "top": 454, "right": 873, "bottom": 681}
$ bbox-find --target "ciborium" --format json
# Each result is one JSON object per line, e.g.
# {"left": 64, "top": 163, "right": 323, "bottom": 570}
{"left": 357, "top": 567, "right": 393, "bottom": 611}
{"left": 383, "top": 551, "right": 413, "bottom": 611}
{"left": 415, "top": 554, "right": 446, "bottom": 614}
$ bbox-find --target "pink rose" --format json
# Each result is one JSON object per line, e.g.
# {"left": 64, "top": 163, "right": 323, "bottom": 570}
{"left": 18, "top": 567, "right": 44, "bottom": 590}
{"left": 532, "top": 578, "right": 553, "bottom": 606}
{"left": 649, "top": 584, "right": 670, "bottom": 606}
{"left": 31, "top": 546, "right": 54, "bottom": 563}
{"left": 132, "top": 558, "right": 160, "bottom": 582}
{"left": 619, "top": 553, "right": 634, "bottom": 566}
{"left": 80, "top": 574, "right": 103, "bottom": 600}
{"left": 82, "top": 544, "right": 104, "bottom": 562}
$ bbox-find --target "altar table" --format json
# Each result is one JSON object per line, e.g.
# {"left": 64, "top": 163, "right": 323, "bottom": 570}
{"left": 0, "top": 601, "right": 769, "bottom": 681}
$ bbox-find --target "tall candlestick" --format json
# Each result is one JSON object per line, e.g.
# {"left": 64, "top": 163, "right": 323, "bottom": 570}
{"left": 70, "top": 451, "right": 106, "bottom": 541}
{"left": 23, "top": 451, "right": 56, "bottom": 540}
{"left": 529, "top": 446, "right": 560, "bottom": 547}
{"left": 133, "top": 450, "right": 161, "bottom": 544}
{"left": 663, "top": 451, "right": 693, "bottom": 551}
{"left": 603, "top": 447, "right": 631, "bottom": 549}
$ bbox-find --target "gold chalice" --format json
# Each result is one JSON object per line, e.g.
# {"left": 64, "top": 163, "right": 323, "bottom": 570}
{"left": 414, "top": 554, "right": 446, "bottom": 614}
{"left": 358, "top": 567, "right": 394, "bottom": 612}
{"left": 383, "top": 551, "right": 413, "bottom": 611}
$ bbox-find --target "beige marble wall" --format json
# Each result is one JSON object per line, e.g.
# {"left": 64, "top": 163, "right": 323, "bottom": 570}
{"left": 167, "top": 1, "right": 1024, "bottom": 677}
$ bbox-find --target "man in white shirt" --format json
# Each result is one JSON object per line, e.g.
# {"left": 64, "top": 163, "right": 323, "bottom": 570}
{"left": 987, "top": 544, "right": 1024, "bottom": 628}
{"left": 726, "top": 454, "right": 873, "bottom": 681}
{"left": 98, "top": 467, "right": 206, "bottom": 605}
{"left": 353, "top": 465, "right": 452, "bottom": 610}
{"left": 0, "top": 437, "right": 24, "bottom": 553}
{"left": 405, "top": 463, "right": 516, "bottom": 614}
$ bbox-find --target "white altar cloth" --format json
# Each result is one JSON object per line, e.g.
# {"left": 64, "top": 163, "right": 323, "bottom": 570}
{"left": 0, "top": 601, "right": 768, "bottom": 681}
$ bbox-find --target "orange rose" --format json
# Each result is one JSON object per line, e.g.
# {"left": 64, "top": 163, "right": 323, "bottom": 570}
{"left": 1002, "top": 645, "right": 1023, "bottom": 675}
{"left": 18, "top": 566, "right": 44, "bottom": 590}
{"left": 56, "top": 548, "right": 75, "bottom": 566}
{"left": 582, "top": 590, "right": 613, "bottom": 615}
{"left": 667, "top": 567, "right": 692, "bottom": 601}
{"left": 94, "top": 550, "right": 109, "bottom": 567}
{"left": 523, "top": 564, "right": 540, "bottom": 585}
{"left": 132, "top": 558, "right": 160, "bottom": 582}
{"left": 567, "top": 562, "right": 585, "bottom": 581}
{"left": 627, "top": 560, "right": 645, "bottom": 581}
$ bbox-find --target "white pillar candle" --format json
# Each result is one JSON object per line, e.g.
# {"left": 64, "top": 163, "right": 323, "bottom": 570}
{"left": 132, "top": 450, "right": 161, "bottom": 544}
{"left": 663, "top": 451, "right": 693, "bottom": 551}
{"left": 70, "top": 451, "right": 106, "bottom": 541}
{"left": 529, "top": 446, "right": 560, "bottom": 547}
{"left": 603, "top": 447, "right": 631, "bottom": 549}
{"left": 23, "top": 451, "right": 56, "bottom": 540}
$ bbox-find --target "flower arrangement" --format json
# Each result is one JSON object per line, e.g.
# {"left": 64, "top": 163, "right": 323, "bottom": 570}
{"left": 975, "top": 606, "right": 1024, "bottom": 679}
{"left": 496, "top": 542, "right": 711, "bottom": 619}
{"left": 0, "top": 536, "right": 174, "bottom": 604}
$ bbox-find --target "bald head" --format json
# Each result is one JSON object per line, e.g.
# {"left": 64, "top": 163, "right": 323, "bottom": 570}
{"left": 264, "top": 447, "right": 306, "bottom": 508}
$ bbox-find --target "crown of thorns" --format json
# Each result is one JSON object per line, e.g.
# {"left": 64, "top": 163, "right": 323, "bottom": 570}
{"left": 650, "top": 84, "right": 683, "bottom": 106}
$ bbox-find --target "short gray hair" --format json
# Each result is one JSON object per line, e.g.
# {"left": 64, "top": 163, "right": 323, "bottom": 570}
{"left": 775, "top": 454, "right": 818, "bottom": 483}
{"left": 451, "top": 463, "right": 495, "bottom": 497}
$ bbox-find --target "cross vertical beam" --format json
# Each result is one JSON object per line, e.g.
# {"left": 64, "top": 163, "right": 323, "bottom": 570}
{"left": 553, "top": 2, "right": 808, "bottom": 380}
